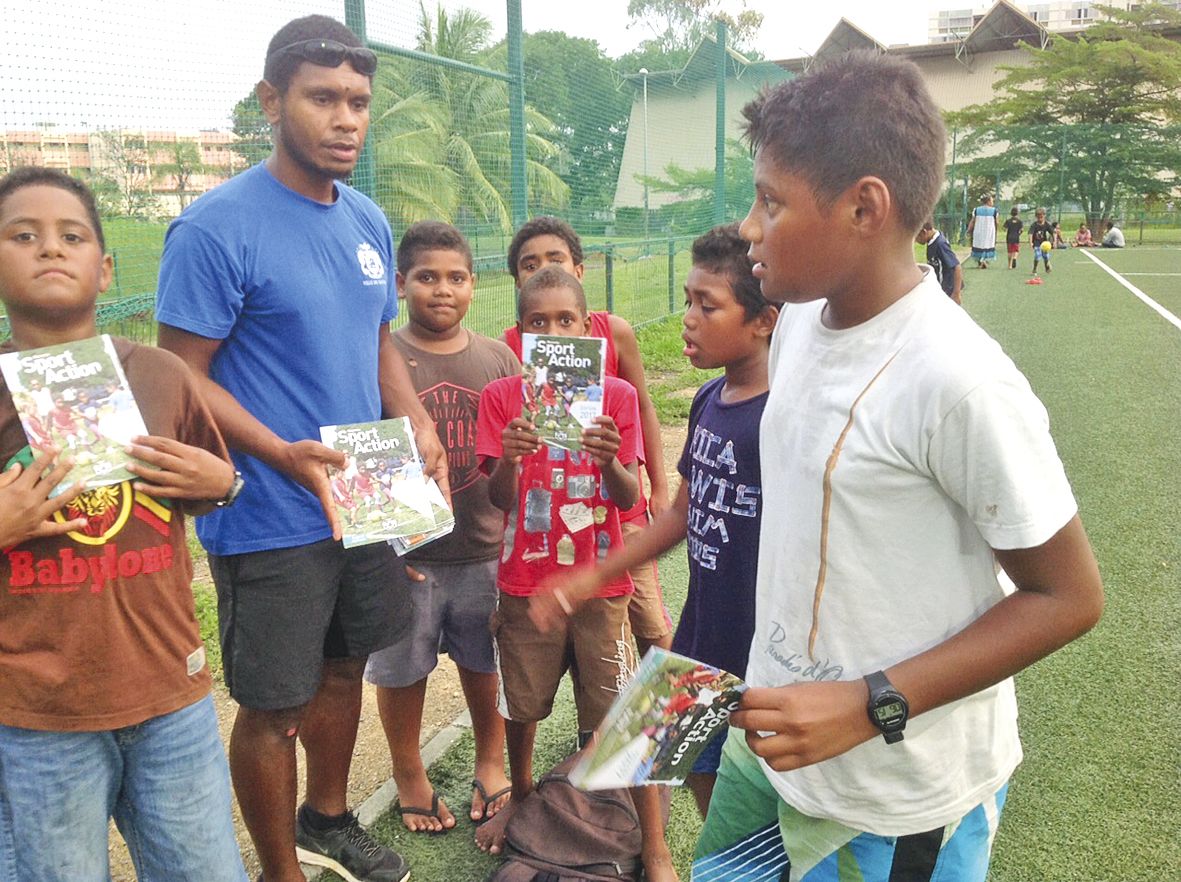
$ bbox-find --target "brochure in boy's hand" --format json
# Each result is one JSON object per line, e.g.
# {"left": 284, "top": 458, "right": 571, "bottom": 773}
{"left": 319, "top": 417, "right": 453, "bottom": 550}
{"left": 390, "top": 477, "right": 455, "bottom": 556}
{"left": 520, "top": 333, "right": 607, "bottom": 453}
{"left": 569, "top": 648, "right": 747, "bottom": 790}
{"left": 0, "top": 334, "right": 148, "bottom": 495}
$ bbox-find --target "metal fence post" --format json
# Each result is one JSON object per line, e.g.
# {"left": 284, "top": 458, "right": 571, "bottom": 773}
{"left": 345, "top": 0, "right": 376, "bottom": 199}
{"left": 605, "top": 246, "right": 615, "bottom": 314}
{"left": 507, "top": 0, "right": 527, "bottom": 229}
{"left": 667, "top": 238, "right": 676, "bottom": 315}
{"left": 714, "top": 20, "right": 727, "bottom": 225}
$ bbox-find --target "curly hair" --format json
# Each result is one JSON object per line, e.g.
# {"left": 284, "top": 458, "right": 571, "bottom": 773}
{"left": 0, "top": 166, "right": 105, "bottom": 251}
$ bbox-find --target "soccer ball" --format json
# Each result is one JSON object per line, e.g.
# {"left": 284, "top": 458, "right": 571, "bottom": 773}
{"left": 1040, "top": 241, "right": 1052, "bottom": 253}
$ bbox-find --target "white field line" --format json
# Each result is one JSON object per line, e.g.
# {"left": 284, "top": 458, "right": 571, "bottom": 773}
{"left": 1121, "top": 272, "right": 1181, "bottom": 276}
{"left": 1080, "top": 249, "right": 1181, "bottom": 331}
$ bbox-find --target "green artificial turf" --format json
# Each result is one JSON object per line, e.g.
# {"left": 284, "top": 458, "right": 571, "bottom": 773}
{"left": 189, "top": 244, "right": 1179, "bottom": 881}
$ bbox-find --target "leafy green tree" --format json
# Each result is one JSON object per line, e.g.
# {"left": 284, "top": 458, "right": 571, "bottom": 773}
{"left": 637, "top": 138, "right": 754, "bottom": 232}
{"left": 948, "top": 2, "right": 1181, "bottom": 225}
{"left": 625, "top": 0, "right": 763, "bottom": 55}
{"left": 91, "top": 131, "right": 158, "bottom": 219}
{"left": 152, "top": 139, "right": 225, "bottom": 210}
{"left": 230, "top": 92, "right": 271, "bottom": 170}
{"left": 515, "top": 31, "right": 631, "bottom": 220}
{"left": 370, "top": 3, "right": 568, "bottom": 232}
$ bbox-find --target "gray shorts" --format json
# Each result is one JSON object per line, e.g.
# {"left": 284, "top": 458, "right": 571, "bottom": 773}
{"left": 210, "top": 538, "right": 409, "bottom": 710}
{"left": 364, "top": 558, "right": 498, "bottom": 688}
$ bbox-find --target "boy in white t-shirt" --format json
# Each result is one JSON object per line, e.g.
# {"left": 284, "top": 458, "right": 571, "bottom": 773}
{"left": 692, "top": 51, "right": 1104, "bottom": 882}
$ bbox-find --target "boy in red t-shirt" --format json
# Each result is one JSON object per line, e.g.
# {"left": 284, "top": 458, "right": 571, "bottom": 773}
{"left": 476, "top": 266, "right": 677, "bottom": 880}
{"left": 503, "top": 217, "right": 673, "bottom": 654}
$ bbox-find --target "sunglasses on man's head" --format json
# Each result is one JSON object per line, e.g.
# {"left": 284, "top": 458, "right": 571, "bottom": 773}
{"left": 267, "top": 39, "right": 378, "bottom": 76}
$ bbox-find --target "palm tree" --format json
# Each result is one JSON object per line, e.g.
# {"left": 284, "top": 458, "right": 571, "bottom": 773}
{"left": 370, "top": 3, "right": 568, "bottom": 232}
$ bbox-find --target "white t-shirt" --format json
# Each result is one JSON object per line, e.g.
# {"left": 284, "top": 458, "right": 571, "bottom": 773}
{"left": 748, "top": 268, "right": 1078, "bottom": 835}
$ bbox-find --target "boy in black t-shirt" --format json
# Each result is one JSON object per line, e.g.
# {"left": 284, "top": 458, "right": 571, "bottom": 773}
{"left": 915, "top": 221, "right": 963, "bottom": 304}
{"left": 1029, "top": 208, "right": 1054, "bottom": 275}
{"left": 1003, "top": 207, "right": 1024, "bottom": 269}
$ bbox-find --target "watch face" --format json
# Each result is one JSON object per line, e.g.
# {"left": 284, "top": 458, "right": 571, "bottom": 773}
{"left": 873, "top": 700, "right": 906, "bottom": 725}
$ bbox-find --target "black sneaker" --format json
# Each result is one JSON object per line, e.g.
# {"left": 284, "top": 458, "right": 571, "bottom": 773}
{"left": 295, "top": 807, "right": 410, "bottom": 882}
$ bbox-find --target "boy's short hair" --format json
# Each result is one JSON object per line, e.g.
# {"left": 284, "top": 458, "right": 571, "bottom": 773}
{"left": 690, "top": 223, "right": 769, "bottom": 320}
{"left": 518, "top": 265, "right": 587, "bottom": 320}
{"left": 1010, "top": 207, "right": 1020, "bottom": 216}
{"left": 741, "top": 50, "right": 944, "bottom": 234}
{"left": 1035, "top": 208, "right": 1046, "bottom": 216}
{"left": 396, "top": 221, "right": 473, "bottom": 275}
{"left": 507, "top": 216, "right": 583, "bottom": 281}
{"left": 921, "top": 220, "right": 935, "bottom": 231}
{"left": 264, "top": 15, "right": 365, "bottom": 93}
{"left": 0, "top": 166, "right": 105, "bottom": 250}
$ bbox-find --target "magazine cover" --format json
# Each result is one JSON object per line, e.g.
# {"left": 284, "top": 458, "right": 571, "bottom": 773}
{"left": 0, "top": 334, "right": 148, "bottom": 494}
{"left": 520, "top": 333, "right": 607, "bottom": 453}
{"left": 390, "top": 477, "right": 455, "bottom": 556}
{"left": 569, "top": 648, "right": 747, "bottom": 790}
{"left": 319, "top": 417, "right": 444, "bottom": 549}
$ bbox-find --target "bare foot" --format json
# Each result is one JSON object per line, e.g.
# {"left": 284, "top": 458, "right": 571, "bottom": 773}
{"left": 474, "top": 798, "right": 517, "bottom": 854}
{"left": 643, "top": 846, "right": 680, "bottom": 882}
{"left": 395, "top": 771, "right": 455, "bottom": 833}
{"left": 471, "top": 768, "right": 512, "bottom": 822}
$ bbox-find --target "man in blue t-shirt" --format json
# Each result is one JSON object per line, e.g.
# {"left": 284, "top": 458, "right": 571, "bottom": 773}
{"left": 156, "top": 15, "right": 443, "bottom": 882}
{"left": 916, "top": 220, "right": 963, "bottom": 304}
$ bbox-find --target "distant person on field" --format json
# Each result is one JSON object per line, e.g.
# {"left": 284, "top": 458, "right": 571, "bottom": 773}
{"left": 502, "top": 216, "right": 674, "bottom": 656}
{"left": 1051, "top": 221, "right": 1067, "bottom": 249}
{"left": 476, "top": 267, "right": 677, "bottom": 882}
{"left": 362, "top": 221, "right": 516, "bottom": 834}
{"left": 915, "top": 220, "right": 963, "bottom": 304}
{"left": 693, "top": 51, "right": 1103, "bottom": 882}
{"left": 967, "top": 192, "right": 998, "bottom": 268}
{"left": 1101, "top": 220, "right": 1125, "bottom": 248}
{"left": 529, "top": 223, "right": 777, "bottom": 817}
{"left": 1073, "top": 222, "right": 1096, "bottom": 247}
{"left": 0, "top": 167, "right": 247, "bottom": 881}
{"left": 1003, "top": 206, "right": 1024, "bottom": 268}
{"left": 155, "top": 15, "right": 445, "bottom": 882}
{"left": 1030, "top": 208, "right": 1054, "bottom": 274}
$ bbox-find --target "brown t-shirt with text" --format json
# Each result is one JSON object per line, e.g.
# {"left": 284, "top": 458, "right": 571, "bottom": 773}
{"left": 393, "top": 329, "right": 518, "bottom": 564}
{"left": 0, "top": 338, "right": 230, "bottom": 731}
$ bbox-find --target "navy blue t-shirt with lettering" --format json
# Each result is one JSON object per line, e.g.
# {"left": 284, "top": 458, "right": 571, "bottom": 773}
{"left": 673, "top": 377, "right": 767, "bottom": 678}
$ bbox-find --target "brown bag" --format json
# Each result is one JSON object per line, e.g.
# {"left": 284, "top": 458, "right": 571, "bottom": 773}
{"left": 485, "top": 755, "right": 643, "bottom": 882}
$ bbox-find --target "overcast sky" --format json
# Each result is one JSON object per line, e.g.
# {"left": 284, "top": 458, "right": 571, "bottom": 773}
{"left": 1, "top": 0, "right": 960, "bottom": 131}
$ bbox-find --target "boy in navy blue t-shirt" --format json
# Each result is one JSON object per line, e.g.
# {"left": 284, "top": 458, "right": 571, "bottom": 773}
{"left": 529, "top": 223, "right": 777, "bottom": 816}
{"left": 915, "top": 220, "right": 963, "bottom": 304}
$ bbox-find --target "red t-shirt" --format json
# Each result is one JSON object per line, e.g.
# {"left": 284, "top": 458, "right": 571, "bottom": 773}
{"left": 504, "top": 313, "right": 649, "bottom": 523}
{"left": 476, "top": 375, "right": 641, "bottom": 597}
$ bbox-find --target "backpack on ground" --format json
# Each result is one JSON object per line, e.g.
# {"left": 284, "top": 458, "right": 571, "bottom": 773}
{"left": 485, "top": 754, "right": 643, "bottom": 882}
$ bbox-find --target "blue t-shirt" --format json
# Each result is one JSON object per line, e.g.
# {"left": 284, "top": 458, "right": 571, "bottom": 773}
{"left": 672, "top": 377, "right": 767, "bottom": 678}
{"left": 155, "top": 163, "right": 397, "bottom": 555}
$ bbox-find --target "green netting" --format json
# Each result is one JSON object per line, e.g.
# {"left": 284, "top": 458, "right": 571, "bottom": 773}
{"left": 1, "top": 1, "right": 789, "bottom": 343}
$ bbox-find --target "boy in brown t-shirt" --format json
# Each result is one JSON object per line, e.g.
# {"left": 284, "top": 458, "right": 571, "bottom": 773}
{"left": 363, "top": 221, "right": 518, "bottom": 833}
{"left": 0, "top": 167, "right": 247, "bottom": 881}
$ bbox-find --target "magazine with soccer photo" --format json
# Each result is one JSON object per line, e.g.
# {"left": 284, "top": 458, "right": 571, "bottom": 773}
{"left": 520, "top": 333, "right": 607, "bottom": 453}
{"left": 569, "top": 648, "right": 747, "bottom": 790}
{"left": 319, "top": 417, "right": 450, "bottom": 549}
{"left": 0, "top": 334, "right": 148, "bottom": 495}
{"left": 390, "top": 477, "right": 455, "bottom": 556}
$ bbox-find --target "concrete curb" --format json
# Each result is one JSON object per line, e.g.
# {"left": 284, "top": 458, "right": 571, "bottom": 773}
{"left": 301, "top": 709, "right": 474, "bottom": 880}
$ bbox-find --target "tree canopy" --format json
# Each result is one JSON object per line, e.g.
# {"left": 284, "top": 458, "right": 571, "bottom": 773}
{"left": 625, "top": 0, "right": 763, "bottom": 55}
{"left": 948, "top": 2, "right": 1181, "bottom": 222}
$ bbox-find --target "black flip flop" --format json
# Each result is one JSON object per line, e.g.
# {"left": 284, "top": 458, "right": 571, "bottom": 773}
{"left": 471, "top": 778, "right": 512, "bottom": 825}
{"left": 395, "top": 790, "right": 449, "bottom": 835}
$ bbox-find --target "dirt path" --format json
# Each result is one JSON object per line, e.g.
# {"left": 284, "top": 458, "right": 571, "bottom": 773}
{"left": 107, "top": 421, "right": 691, "bottom": 880}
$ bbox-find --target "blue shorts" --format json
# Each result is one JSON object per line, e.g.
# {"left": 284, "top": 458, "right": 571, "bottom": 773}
{"left": 0, "top": 695, "right": 247, "bottom": 882}
{"left": 1034, "top": 247, "right": 1051, "bottom": 264}
{"left": 364, "top": 558, "right": 498, "bottom": 687}
{"left": 692, "top": 734, "right": 1008, "bottom": 882}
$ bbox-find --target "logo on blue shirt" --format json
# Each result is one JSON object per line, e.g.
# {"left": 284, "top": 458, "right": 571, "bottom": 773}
{"left": 356, "top": 242, "right": 386, "bottom": 282}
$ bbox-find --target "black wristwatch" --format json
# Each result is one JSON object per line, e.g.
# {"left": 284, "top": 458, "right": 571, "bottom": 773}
{"left": 215, "top": 471, "right": 245, "bottom": 508}
{"left": 864, "top": 670, "right": 909, "bottom": 744}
